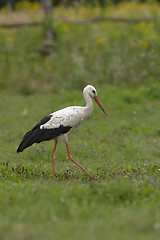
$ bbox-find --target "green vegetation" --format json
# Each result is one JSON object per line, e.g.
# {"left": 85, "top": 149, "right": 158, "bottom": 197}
{"left": 0, "top": 2, "right": 160, "bottom": 94}
{"left": 0, "top": 2, "right": 160, "bottom": 240}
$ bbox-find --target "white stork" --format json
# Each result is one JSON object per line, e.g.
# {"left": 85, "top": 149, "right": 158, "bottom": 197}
{"left": 17, "top": 85, "right": 107, "bottom": 180}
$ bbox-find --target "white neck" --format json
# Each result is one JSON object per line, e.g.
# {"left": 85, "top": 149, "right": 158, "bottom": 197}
{"left": 83, "top": 91, "right": 93, "bottom": 115}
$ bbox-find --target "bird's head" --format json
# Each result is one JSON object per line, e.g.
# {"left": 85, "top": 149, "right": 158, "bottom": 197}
{"left": 83, "top": 85, "right": 97, "bottom": 98}
{"left": 83, "top": 85, "right": 107, "bottom": 116}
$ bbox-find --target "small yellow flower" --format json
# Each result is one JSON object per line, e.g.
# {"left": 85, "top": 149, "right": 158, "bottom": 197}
{"left": 63, "top": 24, "right": 71, "bottom": 33}
{"left": 137, "top": 22, "right": 154, "bottom": 36}
{"left": 22, "top": 109, "right": 28, "bottom": 116}
{"left": 139, "top": 40, "right": 148, "bottom": 49}
{"left": 7, "top": 37, "right": 15, "bottom": 43}
{"left": 31, "top": 3, "right": 40, "bottom": 10}
{"left": 21, "top": 1, "right": 31, "bottom": 8}
{"left": 138, "top": 22, "right": 146, "bottom": 29}
{"left": 96, "top": 38, "right": 107, "bottom": 44}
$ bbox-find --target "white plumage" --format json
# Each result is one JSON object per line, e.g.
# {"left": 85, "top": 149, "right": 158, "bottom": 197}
{"left": 40, "top": 106, "right": 89, "bottom": 131}
{"left": 40, "top": 85, "right": 95, "bottom": 130}
{"left": 17, "top": 85, "right": 107, "bottom": 180}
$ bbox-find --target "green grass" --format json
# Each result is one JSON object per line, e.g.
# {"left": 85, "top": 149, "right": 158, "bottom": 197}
{"left": 0, "top": 2, "right": 160, "bottom": 240}
{"left": 1, "top": 86, "right": 160, "bottom": 240}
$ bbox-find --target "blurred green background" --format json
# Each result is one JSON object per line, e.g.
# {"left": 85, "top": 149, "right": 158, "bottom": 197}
{"left": 0, "top": 0, "right": 160, "bottom": 95}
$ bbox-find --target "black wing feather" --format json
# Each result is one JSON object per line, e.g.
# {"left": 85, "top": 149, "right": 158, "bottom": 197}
{"left": 17, "top": 114, "right": 72, "bottom": 153}
{"left": 32, "top": 115, "right": 52, "bottom": 130}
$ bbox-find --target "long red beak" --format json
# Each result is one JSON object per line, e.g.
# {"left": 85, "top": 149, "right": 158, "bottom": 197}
{"left": 94, "top": 96, "right": 107, "bottom": 116}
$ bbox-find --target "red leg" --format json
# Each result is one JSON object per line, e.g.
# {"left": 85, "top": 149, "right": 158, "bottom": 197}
{"left": 65, "top": 142, "right": 98, "bottom": 180}
{"left": 52, "top": 140, "right": 58, "bottom": 181}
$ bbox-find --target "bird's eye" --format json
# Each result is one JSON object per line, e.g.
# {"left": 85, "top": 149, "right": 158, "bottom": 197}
{"left": 92, "top": 90, "right": 96, "bottom": 94}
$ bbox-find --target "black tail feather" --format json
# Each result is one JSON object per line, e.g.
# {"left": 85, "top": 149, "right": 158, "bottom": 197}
{"left": 17, "top": 130, "right": 37, "bottom": 153}
{"left": 17, "top": 125, "right": 72, "bottom": 153}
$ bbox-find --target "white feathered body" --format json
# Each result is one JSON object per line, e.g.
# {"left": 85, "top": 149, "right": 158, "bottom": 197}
{"left": 40, "top": 106, "right": 92, "bottom": 141}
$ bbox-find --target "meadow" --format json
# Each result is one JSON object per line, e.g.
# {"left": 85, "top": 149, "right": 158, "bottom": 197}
{"left": 0, "top": 2, "right": 160, "bottom": 240}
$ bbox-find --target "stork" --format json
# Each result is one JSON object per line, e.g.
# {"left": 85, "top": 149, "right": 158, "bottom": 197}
{"left": 17, "top": 85, "right": 107, "bottom": 180}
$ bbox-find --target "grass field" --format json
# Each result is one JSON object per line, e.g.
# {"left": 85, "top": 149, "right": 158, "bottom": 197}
{"left": 0, "top": 2, "right": 160, "bottom": 240}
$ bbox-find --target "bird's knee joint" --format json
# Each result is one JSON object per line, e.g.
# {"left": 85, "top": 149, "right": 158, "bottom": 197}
{"left": 68, "top": 155, "right": 73, "bottom": 161}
